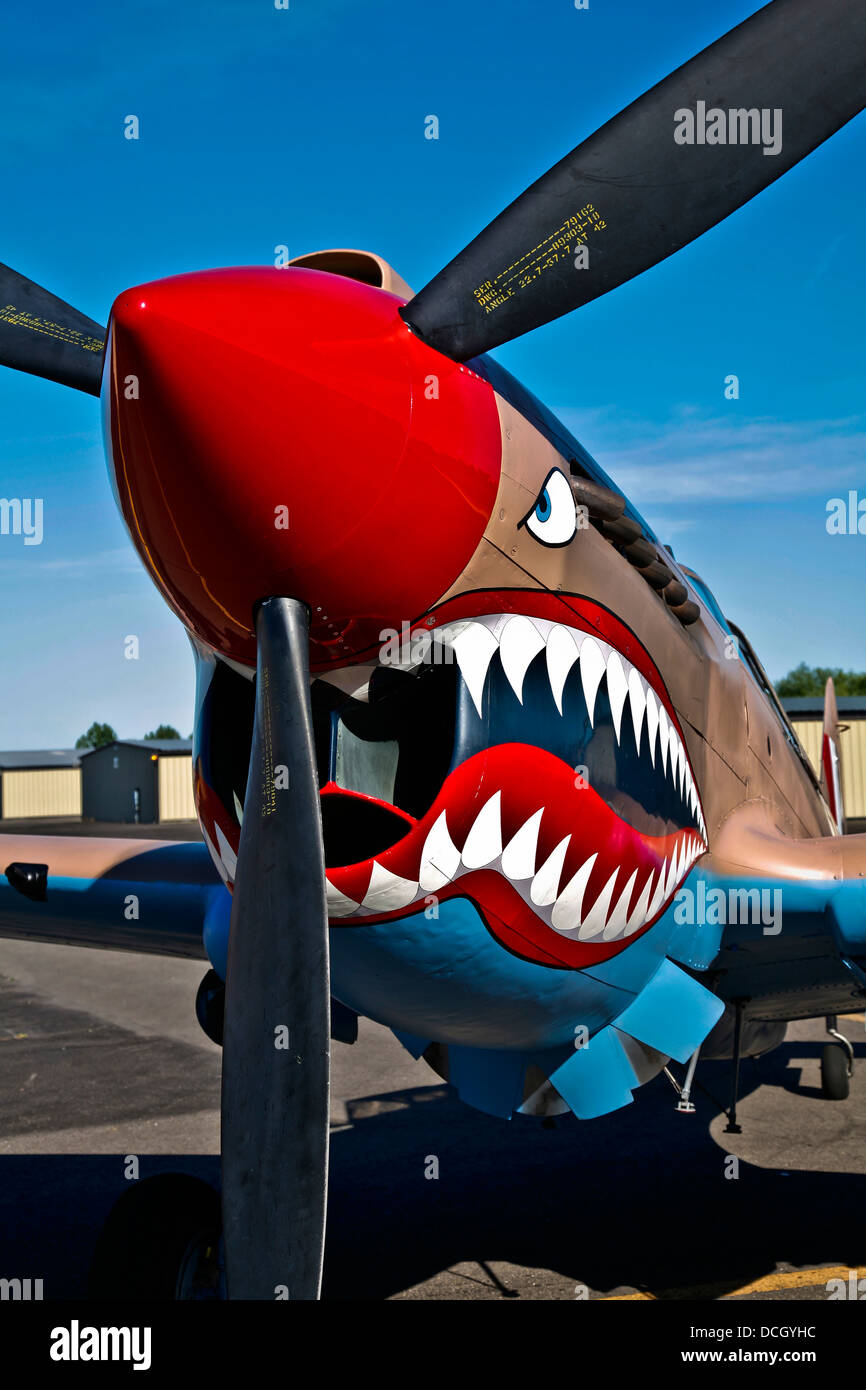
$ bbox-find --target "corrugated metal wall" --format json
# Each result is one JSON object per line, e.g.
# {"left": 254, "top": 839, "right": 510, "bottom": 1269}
{"left": 791, "top": 718, "right": 866, "bottom": 819}
{"left": 1, "top": 768, "right": 82, "bottom": 819}
{"left": 157, "top": 755, "right": 196, "bottom": 821}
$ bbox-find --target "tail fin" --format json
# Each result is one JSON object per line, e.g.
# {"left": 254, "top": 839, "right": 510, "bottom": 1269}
{"left": 821, "top": 677, "right": 846, "bottom": 834}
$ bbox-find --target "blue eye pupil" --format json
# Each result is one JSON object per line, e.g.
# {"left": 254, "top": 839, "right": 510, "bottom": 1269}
{"left": 535, "top": 488, "right": 552, "bottom": 522}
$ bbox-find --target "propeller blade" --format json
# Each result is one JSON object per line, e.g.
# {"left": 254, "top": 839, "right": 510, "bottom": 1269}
{"left": 402, "top": 0, "right": 866, "bottom": 360}
{"left": 0, "top": 263, "right": 105, "bottom": 394}
{"left": 221, "top": 596, "right": 330, "bottom": 1301}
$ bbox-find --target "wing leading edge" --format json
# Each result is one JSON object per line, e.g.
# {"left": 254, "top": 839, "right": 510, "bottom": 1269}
{"left": 0, "top": 834, "right": 224, "bottom": 959}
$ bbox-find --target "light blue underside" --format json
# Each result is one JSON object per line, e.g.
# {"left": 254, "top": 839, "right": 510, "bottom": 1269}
{"left": 201, "top": 865, "right": 866, "bottom": 1122}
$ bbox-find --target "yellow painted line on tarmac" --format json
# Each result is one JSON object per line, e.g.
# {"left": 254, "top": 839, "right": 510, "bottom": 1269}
{"left": 603, "top": 1265, "right": 866, "bottom": 1301}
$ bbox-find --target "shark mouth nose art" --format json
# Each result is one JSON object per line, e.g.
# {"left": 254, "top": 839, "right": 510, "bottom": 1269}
{"left": 299, "top": 591, "right": 708, "bottom": 970}
{"left": 199, "top": 591, "right": 708, "bottom": 969}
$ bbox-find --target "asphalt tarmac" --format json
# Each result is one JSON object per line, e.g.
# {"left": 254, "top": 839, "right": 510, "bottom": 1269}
{"left": 0, "top": 822, "right": 864, "bottom": 1302}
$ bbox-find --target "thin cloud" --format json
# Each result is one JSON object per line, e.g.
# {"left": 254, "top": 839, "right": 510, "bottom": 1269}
{"left": 0, "top": 548, "right": 141, "bottom": 576}
{"left": 38, "top": 548, "right": 142, "bottom": 574}
{"left": 557, "top": 407, "right": 866, "bottom": 505}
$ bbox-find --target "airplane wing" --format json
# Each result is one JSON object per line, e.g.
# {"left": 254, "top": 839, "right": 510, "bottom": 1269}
{"left": 667, "top": 803, "right": 866, "bottom": 1024}
{"left": 0, "top": 833, "right": 226, "bottom": 960}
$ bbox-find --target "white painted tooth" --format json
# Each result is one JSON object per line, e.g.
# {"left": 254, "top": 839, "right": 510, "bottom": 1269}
{"left": 624, "top": 870, "right": 655, "bottom": 936}
{"left": 657, "top": 705, "right": 670, "bottom": 778}
{"left": 530, "top": 835, "right": 572, "bottom": 906}
{"left": 606, "top": 652, "right": 629, "bottom": 743}
{"left": 670, "top": 737, "right": 682, "bottom": 796}
{"left": 551, "top": 853, "right": 598, "bottom": 933}
{"left": 579, "top": 637, "right": 607, "bottom": 726}
{"left": 233, "top": 791, "right": 244, "bottom": 827}
{"left": 628, "top": 667, "right": 646, "bottom": 752}
{"left": 501, "top": 807, "right": 544, "bottom": 881}
{"left": 647, "top": 862, "right": 667, "bottom": 919}
{"left": 318, "top": 663, "right": 377, "bottom": 700}
{"left": 603, "top": 868, "right": 638, "bottom": 940}
{"left": 666, "top": 731, "right": 677, "bottom": 788}
{"left": 419, "top": 810, "right": 461, "bottom": 891}
{"left": 678, "top": 742, "right": 687, "bottom": 799}
{"left": 460, "top": 791, "right": 502, "bottom": 868}
{"left": 499, "top": 615, "right": 546, "bottom": 703}
{"left": 419, "top": 622, "right": 468, "bottom": 673}
{"left": 545, "top": 625, "right": 581, "bottom": 715}
{"left": 665, "top": 844, "right": 681, "bottom": 898}
{"left": 644, "top": 688, "right": 659, "bottom": 768}
{"left": 215, "top": 823, "right": 238, "bottom": 880}
{"left": 434, "top": 619, "right": 473, "bottom": 649}
{"left": 361, "top": 860, "right": 419, "bottom": 912}
{"left": 577, "top": 867, "right": 619, "bottom": 940}
{"left": 449, "top": 622, "right": 500, "bottom": 718}
{"left": 202, "top": 826, "right": 230, "bottom": 884}
{"left": 326, "top": 879, "right": 362, "bottom": 918}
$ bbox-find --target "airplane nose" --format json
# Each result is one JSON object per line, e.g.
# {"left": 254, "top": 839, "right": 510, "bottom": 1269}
{"left": 103, "top": 266, "right": 502, "bottom": 667}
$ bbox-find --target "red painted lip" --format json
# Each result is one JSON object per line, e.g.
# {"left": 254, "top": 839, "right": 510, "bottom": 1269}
{"left": 193, "top": 590, "right": 707, "bottom": 969}
{"left": 412, "top": 588, "right": 681, "bottom": 725}
{"left": 318, "top": 591, "right": 707, "bottom": 969}
{"left": 323, "top": 747, "right": 704, "bottom": 969}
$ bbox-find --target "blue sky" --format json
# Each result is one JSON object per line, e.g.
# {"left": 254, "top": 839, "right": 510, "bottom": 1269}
{"left": 0, "top": 0, "right": 863, "bottom": 748}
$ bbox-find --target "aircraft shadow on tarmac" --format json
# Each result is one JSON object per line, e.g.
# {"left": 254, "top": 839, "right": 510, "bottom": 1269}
{"left": 0, "top": 1038, "right": 863, "bottom": 1300}
{"left": 323, "top": 1040, "right": 866, "bottom": 1300}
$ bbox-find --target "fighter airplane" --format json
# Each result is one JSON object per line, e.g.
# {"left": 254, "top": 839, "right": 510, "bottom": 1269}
{"left": 0, "top": 0, "right": 865, "bottom": 1300}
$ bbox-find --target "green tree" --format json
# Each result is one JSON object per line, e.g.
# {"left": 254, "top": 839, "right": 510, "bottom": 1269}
{"left": 75, "top": 721, "right": 118, "bottom": 750}
{"left": 144, "top": 724, "right": 181, "bottom": 740}
{"left": 776, "top": 663, "right": 866, "bottom": 697}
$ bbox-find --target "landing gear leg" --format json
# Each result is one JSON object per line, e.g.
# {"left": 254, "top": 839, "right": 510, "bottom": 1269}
{"left": 675, "top": 1047, "right": 700, "bottom": 1114}
{"left": 724, "top": 1001, "right": 744, "bottom": 1134}
{"left": 821, "top": 1015, "right": 854, "bottom": 1101}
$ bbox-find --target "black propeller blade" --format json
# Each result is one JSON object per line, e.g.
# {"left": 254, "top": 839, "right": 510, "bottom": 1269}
{"left": 0, "top": 263, "right": 105, "bottom": 394}
{"left": 221, "top": 597, "right": 330, "bottom": 1300}
{"left": 402, "top": 0, "right": 866, "bottom": 361}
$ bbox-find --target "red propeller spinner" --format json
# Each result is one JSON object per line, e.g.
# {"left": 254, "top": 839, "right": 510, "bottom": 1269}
{"left": 103, "top": 266, "right": 502, "bottom": 668}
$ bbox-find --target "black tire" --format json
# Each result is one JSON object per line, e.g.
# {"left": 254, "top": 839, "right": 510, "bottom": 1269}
{"left": 195, "top": 968, "right": 225, "bottom": 1046}
{"left": 88, "top": 1173, "right": 221, "bottom": 1300}
{"left": 821, "top": 1042, "right": 850, "bottom": 1101}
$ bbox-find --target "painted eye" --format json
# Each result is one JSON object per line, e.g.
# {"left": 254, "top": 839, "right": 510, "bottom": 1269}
{"left": 522, "top": 468, "right": 576, "bottom": 547}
